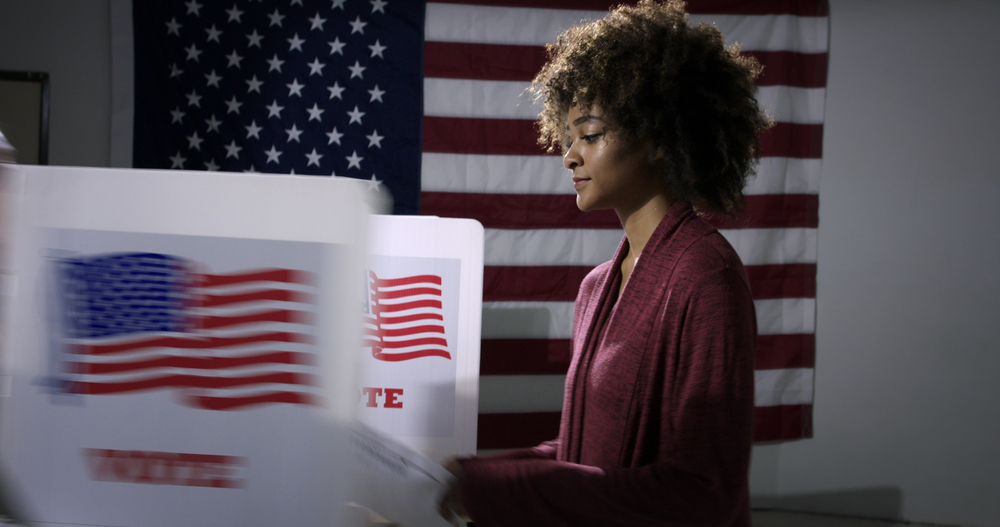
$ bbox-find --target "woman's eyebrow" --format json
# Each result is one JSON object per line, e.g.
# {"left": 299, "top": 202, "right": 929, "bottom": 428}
{"left": 570, "top": 114, "right": 603, "bottom": 127}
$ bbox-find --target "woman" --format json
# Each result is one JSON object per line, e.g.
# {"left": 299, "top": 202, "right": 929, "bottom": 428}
{"left": 441, "top": 1, "right": 771, "bottom": 525}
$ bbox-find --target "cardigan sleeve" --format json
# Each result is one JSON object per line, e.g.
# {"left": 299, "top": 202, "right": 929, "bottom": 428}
{"left": 457, "top": 266, "right": 756, "bottom": 527}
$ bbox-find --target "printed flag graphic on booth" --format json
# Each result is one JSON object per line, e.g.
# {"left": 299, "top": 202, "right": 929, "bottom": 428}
{"left": 54, "top": 252, "right": 320, "bottom": 411}
{"left": 120, "top": 0, "right": 827, "bottom": 445}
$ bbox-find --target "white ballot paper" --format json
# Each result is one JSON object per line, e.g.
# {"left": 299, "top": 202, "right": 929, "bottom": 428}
{"left": 348, "top": 424, "right": 456, "bottom": 527}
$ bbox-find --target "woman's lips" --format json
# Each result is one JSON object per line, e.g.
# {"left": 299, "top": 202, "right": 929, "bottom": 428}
{"left": 572, "top": 177, "right": 588, "bottom": 189}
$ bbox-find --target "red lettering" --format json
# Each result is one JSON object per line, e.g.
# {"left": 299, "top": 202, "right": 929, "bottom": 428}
{"left": 384, "top": 388, "right": 403, "bottom": 408}
{"left": 81, "top": 449, "right": 244, "bottom": 488}
{"left": 361, "top": 387, "right": 383, "bottom": 407}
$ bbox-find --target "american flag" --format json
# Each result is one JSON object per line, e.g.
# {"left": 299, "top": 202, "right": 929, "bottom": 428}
{"left": 56, "top": 252, "right": 319, "bottom": 411}
{"left": 120, "top": 0, "right": 826, "bottom": 446}
{"left": 363, "top": 271, "right": 451, "bottom": 362}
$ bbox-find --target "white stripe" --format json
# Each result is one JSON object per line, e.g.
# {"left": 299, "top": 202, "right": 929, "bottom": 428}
{"left": 718, "top": 228, "right": 818, "bottom": 266}
{"left": 426, "top": 4, "right": 828, "bottom": 53}
{"left": 425, "top": 80, "right": 825, "bottom": 126}
{"left": 479, "top": 374, "right": 566, "bottom": 413}
{"left": 482, "top": 300, "right": 576, "bottom": 340}
{"left": 421, "top": 154, "right": 821, "bottom": 196}
{"left": 424, "top": 78, "right": 541, "bottom": 119}
{"left": 475, "top": 368, "right": 814, "bottom": 414}
{"left": 754, "top": 368, "right": 814, "bottom": 406}
{"left": 484, "top": 228, "right": 817, "bottom": 267}
{"left": 755, "top": 297, "right": 815, "bottom": 335}
{"left": 756, "top": 86, "right": 826, "bottom": 125}
{"left": 482, "top": 298, "right": 814, "bottom": 339}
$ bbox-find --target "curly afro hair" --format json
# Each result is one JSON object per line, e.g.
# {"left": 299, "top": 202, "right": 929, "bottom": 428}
{"left": 530, "top": 0, "right": 773, "bottom": 215}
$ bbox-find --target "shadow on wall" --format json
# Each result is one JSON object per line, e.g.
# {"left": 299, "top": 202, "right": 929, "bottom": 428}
{"left": 751, "top": 486, "right": 904, "bottom": 522}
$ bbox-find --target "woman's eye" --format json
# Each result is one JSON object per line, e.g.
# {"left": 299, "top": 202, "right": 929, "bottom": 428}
{"left": 582, "top": 133, "right": 603, "bottom": 143}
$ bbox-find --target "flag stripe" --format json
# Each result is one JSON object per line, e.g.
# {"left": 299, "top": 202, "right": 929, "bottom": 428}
{"left": 372, "top": 274, "right": 444, "bottom": 287}
{"left": 422, "top": 192, "right": 818, "bottom": 229}
{"left": 479, "top": 333, "right": 815, "bottom": 375}
{"left": 477, "top": 402, "right": 814, "bottom": 449}
{"left": 201, "top": 309, "right": 308, "bottom": 330}
{"left": 754, "top": 368, "right": 814, "bottom": 406}
{"left": 483, "top": 228, "right": 817, "bottom": 267}
{"left": 190, "top": 391, "right": 316, "bottom": 411}
{"left": 69, "top": 351, "right": 314, "bottom": 375}
{"left": 377, "top": 299, "right": 444, "bottom": 313}
{"left": 482, "top": 263, "right": 815, "bottom": 302}
{"left": 424, "top": 117, "right": 822, "bottom": 158}
{"left": 199, "top": 269, "right": 311, "bottom": 288}
{"left": 376, "top": 287, "right": 443, "bottom": 300}
{"left": 202, "top": 289, "right": 309, "bottom": 308}
{"left": 425, "top": 42, "right": 827, "bottom": 89}
{"left": 73, "top": 371, "right": 314, "bottom": 395}
{"left": 78, "top": 331, "right": 310, "bottom": 355}
{"left": 430, "top": 0, "right": 829, "bottom": 17}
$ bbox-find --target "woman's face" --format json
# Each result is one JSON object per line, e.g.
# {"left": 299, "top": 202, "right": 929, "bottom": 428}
{"left": 563, "top": 104, "right": 662, "bottom": 214}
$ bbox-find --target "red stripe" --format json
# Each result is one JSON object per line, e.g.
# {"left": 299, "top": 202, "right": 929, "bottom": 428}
{"left": 421, "top": 192, "right": 817, "bottom": 229}
{"left": 377, "top": 287, "right": 442, "bottom": 300}
{"left": 756, "top": 334, "right": 815, "bottom": 369}
{"left": 477, "top": 412, "right": 562, "bottom": 450}
{"left": 479, "top": 333, "right": 813, "bottom": 375}
{"left": 371, "top": 348, "right": 452, "bottom": 361}
{"left": 753, "top": 404, "right": 813, "bottom": 441}
{"left": 199, "top": 269, "right": 312, "bottom": 287}
{"left": 477, "top": 404, "right": 812, "bottom": 449}
{"left": 200, "top": 309, "right": 306, "bottom": 329}
{"left": 377, "top": 325, "right": 446, "bottom": 338}
{"left": 378, "top": 337, "right": 449, "bottom": 349}
{"left": 372, "top": 274, "right": 443, "bottom": 287}
{"left": 745, "top": 263, "right": 816, "bottom": 299}
{"left": 74, "top": 371, "right": 314, "bottom": 395}
{"left": 748, "top": 51, "right": 828, "bottom": 88}
{"left": 202, "top": 289, "right": 306, "bottom": 307}
{"left": 425, "top": 42, "right": 827, "bottom": 89}
{"left": 70, "top": 351, "right": 313, "bottom": 375}
{"left": 430, "top": 0, "right": 829, "bottom": 16}
{"left": 78, "top": 331, "right": 309, "bottom": 355}
{"left": 378, "top": 299, "right": 443, "bottom": 312}
{"left": 480, "top": 339, "right": 572, "bottom": 375}
{"left": 379, "top": 312, "right": 444, "bottom": 324}
{"left": 423, "top": 117, "right": 822, "bottom": 158}
{"left": 189, "top": 391, "right": 316, "bottom": 411}
{"left": 482, "top": 263, "right": 815, "bottom": 302}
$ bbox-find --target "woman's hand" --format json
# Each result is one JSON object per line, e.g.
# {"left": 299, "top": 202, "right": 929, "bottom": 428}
{"left": 438, "top": 458, "right": 469, "bottom": 523}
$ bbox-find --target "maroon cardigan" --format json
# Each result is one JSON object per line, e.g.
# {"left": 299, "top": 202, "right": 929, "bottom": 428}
{"left": 459, "top": 202, "right": 757, "bottom": 527}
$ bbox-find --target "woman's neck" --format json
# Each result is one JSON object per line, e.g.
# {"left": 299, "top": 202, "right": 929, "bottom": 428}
{"left": 615, "top": 192, "right": 673, "bottom": 298}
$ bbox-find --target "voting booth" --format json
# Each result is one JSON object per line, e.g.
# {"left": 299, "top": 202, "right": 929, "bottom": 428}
{"left": 0, "top": 165, "right": 482, "bottom": 527}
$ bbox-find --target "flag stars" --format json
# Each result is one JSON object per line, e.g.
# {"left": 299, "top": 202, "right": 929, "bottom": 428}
{"left": 204, "top": 70, "right": 222, "bottom": 87}
{"left": 266, "top": 100, "right": 284, "bottom": 118}
{"left": 247, "top": 30, "right": 264, "bottom": 48}
{"left": 185, "top": 90, "right": 202, "bottom": 107}
{"left": 287, "top": 33, "right": 306, "bottom": 52}
{"left": 205, "top": 115, "right": 222, "bottom": 133}
{"left": 246, "top": 75, "right": 263, "bottom": 93}
{"left": 367, "top": 175, "right": 383, "bottom": 192}
{"left": 166, "top": 17, "right": 182, "bottom": 36}
{"left": 187, "top": 131, "right": 204, "bottom": 150}
{"left": 205, "top": 25, "right": 222, "bottom": 43}
{"left": 185, "top": 0, "right": 202, "bottom": 16}
{"left": 349, "top": 16, "right": 367, "bottom": 35}
{"left": 224, "top": 140, "right": 242, "bottom": 159}
{"left": 268, "top": 9, "right": 286, "bottom": 27}
{"left": 306, "top": 103, "right": 325, "bottom": 121}
{"left": 245, "top": 120, "right": 263, "bottom": 139}
{"left": 309, "top": 13, "right": 327, "bottom": 31}
{"left": 225, "top": 96, "right": 243, "bottom": 114}
{"left": 226, "top": 5, "right": 244, "bottom": 23}
{"left": 169, "top": 63, "right": 183, "bottom": 78}
{"left": 366, "top": 129, "right": 384, "bottom": 148}
{"left": 170, "top": 107, "right": 185, "bottom": 123}
{"left": 184, "top": 44, "right": 202, "bottom": 62}
{"left": 267, "top": 54, "right": 285, "bottom": 72}
{"left": 368, "top": 85, "right": 385, "bottom": 103}
{"left": 286, "top": 124, "right": 304, "bottom": 142}
{"left": 170, "top": 152, "right": 186, "bottom": 169}
{"left": 305, "top": 148, "right": 323, "bottom": 167}
{"left": 307, "top": 58, "right": 326, "bottom": 76}
{"left": 287, "top": 78, "right": 305, "bottom": 97}
{"left": 348, "top": 60, "right": 366, "bottom": 79}
{"left": 226, "top": 50, "right": 243, "bottom": 68}
{"left": 265, "top": 145, "right": 282, "bottom": 164}
{"left": 371, "top": 0, "right": 388, "bottom": 14}
{"left": 347, "top": 106, "right": 365, "bottom": 125}
{"left": 332, "top": 0, "right": 346, "bottom": 9}
{"left": 204, "top": 159, "right": 220, "bottom": 171}
{"left": 346, "top": 151, "right": 363, "bottom": 169}
{"left": 328, "top": 82, "right": 345, "bottom": 99}
{"left": 328, "top": 37, "right": 345, "bottom": 55}
{"left": 326, "top": 127, "right": 343, "bottom": 145}
{"left": 291, "top": 0, "right": 304, "bottom": 6}
{"left": 369, "top": 40, "right": 386, "bottom": 58}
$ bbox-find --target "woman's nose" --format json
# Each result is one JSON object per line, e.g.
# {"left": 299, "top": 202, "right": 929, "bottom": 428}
{"left": 563, "top": 144, "right": 581, "bottom": 170}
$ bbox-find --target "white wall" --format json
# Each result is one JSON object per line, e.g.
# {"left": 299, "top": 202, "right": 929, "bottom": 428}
{"left": 1, "top": 1, "right": 999, "bottom": 526}
{"left": 750, "top": 1, "right": 1000, "bottom": 526}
